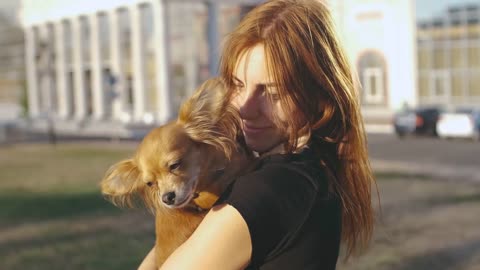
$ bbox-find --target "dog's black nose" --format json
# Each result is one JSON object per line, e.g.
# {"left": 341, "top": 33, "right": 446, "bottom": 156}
{"left": 162, "top": 192, "right": 176, "bottom": 205}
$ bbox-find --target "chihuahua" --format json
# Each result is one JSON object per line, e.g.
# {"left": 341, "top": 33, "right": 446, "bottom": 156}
{"left": 100, "top": 78, "right": 251, "bottom": 266}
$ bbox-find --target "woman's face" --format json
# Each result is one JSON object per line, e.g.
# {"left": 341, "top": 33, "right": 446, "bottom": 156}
{"left": 231, "top": 44, "right": 290, "bottom": 154}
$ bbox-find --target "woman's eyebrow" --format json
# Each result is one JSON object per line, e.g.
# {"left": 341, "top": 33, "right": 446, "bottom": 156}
{"left": 232, "top": 75, "right": 277, "bottom": 87}
{"left": 262, "top": 82, "right": 277, "bottom": 87}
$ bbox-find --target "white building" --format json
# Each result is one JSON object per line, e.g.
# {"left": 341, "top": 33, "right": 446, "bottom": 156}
{"left": 21, "top": 0, "right": 418, "bottom": 137}
{"left": 20, "top": 0, "right": 260, "bottom": 138}
{"left": 329, "top": 0, "right": 417, "bottom": 132}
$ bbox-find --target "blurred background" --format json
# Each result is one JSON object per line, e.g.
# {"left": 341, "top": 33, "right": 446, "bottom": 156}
{"left": 0, "top": 0, "right": 479, "bottom": 269}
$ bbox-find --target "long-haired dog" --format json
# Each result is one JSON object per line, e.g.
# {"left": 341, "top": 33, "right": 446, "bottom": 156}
{"left": 100, "top": 78, "right": 251, "bottom": 266}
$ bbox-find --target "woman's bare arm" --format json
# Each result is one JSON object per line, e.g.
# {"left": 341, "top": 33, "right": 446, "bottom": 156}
{"left": 138, "top": 246, "right": 157, "bottom": 270}
{"left": 160, "top": 204, "right": 252, "bottom": 270}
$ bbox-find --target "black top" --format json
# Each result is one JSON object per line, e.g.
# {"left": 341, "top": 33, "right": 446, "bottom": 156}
{"left": 216, "top": 148, "right": 342, "bottom": 270}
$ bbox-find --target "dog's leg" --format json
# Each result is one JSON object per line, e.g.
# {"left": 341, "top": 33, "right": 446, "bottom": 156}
{"left": 154, "top": 209, "right": 206, "bottom": 266}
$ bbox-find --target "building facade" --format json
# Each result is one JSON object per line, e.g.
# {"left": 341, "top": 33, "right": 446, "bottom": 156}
{"left": 21, "top": 0, "right": 259, "bottom": 137}
{"left": 0, "top": 3, "right": 24, "bottom": 122}
{"left": 329, "top": 0, "right": 417, "bottom": 131}
{"left": 417, "top": 4, "right": 480, "bottom": 107}
{"left": 21, "top": 0, "right": 478, "bottom": 137}
{"left": 329, "top": 0, "right": 480, "bottom": 130}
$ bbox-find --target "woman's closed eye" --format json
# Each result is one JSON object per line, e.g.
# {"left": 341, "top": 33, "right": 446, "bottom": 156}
{"left": 265, "top": 90, "right": 280, "bottom": 100}
{"left": 233, "top": 83, "right": 245, "bottom": 93}
{"left": 260, "top": 86, "right": 280, "bottom": 100}
{"left": 233, "top": 77, "right": 245, "bottom": 89}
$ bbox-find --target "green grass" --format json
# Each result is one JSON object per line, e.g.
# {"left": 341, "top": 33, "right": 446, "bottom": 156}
{"left": 0, "top": 142, "right": 155, "bottom": 270}
{"left": 0, "top": 191, "right": 116, "bottom": 221}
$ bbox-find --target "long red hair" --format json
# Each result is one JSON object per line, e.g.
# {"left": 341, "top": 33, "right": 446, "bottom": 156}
{"left": 220, "top": 0, "right": 377, "bottom": 258}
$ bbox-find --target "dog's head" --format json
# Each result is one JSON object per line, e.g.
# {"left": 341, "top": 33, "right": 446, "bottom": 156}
{"left": 100, "top": 78, "right": 243, "bottom": 210}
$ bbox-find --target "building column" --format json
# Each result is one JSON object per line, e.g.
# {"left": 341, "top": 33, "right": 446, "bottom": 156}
{"left": 90, "top": 13, "right": 105, "bottom": 120}
{"left": 152, "top": 0, "right": 172, "bottom": 124}
{"left": 207, "top": 1, "right": 219, "bottom": 76}
{"left": 72, "top": 17, "right": 87, "bottom": 119}
{"left": 130, "top": 4, "right": 146, "bottom": 122}
{"left": 39, "top": 24, "right": 55, "bottom": 115}
{"left": 54, "top": 21, "right": 70, "bottom": 119}
{"left": 109, "top": 9, "right": 126, "bottom": 122}
{"left": 185, "top": 5, "right": 198, "bottom": 97}
{"left": 25, "top": 26, "right": 40, "bottom": 118}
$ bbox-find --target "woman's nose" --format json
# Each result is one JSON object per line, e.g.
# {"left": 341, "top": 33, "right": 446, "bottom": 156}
{"left": 238, "top": 92, "right": 260, "bottom": 120}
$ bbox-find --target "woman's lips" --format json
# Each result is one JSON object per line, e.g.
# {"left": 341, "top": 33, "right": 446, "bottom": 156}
{"left": 243, "top": 123, "right": 270, "bottom": 135}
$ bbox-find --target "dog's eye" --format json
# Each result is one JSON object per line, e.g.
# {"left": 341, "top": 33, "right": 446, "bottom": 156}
{"left": 169, "top": 161, "right": 181, "bottom": 171}
{"left": 146, "top": 181, "right": 153, "bottom": 187}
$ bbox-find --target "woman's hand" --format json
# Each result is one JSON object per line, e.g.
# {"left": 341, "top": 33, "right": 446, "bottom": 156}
{"left": 160, "top": 204, "right": 252, "bottom": 270}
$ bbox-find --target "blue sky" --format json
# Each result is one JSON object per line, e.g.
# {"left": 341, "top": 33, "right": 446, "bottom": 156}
{"left": 416, "top": 0, "right": 480, "bottom": 20}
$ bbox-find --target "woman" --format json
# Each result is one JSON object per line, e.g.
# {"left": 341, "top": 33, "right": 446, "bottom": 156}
{"left": 140, "top": 0, "right": 376, "bottom": 269}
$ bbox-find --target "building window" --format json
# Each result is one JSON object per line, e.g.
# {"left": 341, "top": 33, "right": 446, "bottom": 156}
{"left": 451, "top": 72, "right": 465, "bottom": 96}
{"left": 419, "top": 73, "right": 429, "bottom": 97}
{"left": 357, "top": 51, "right": 387, "bottom": 106}
{"left": 432, "top": 45, "right": 447, "bottom": 69}
{"left": 430, "top": 70, "right": 449, "bottom": 98}
{"left": 469, "top": 70, "right": 480, "bottom": 96}
{"left": 363, "top": 68, "right": 384, "bottom": 104}
{"left": 451, "top": 44, "right": 465, "bottom": 68}
{"left": 468, "top": 46, "right": 480, "bottom": 68}
{"left": 418, "top": 47, "right": 429, "bottom": 69}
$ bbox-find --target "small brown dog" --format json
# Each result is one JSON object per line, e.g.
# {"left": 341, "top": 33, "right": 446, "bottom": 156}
{"left": 100, "top": 78, "right": 250, "bottom": 266}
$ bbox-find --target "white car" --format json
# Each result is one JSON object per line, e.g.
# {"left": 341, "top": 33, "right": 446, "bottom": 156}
{"left": 436, "top": 108, "right": 480, "bottom": 141}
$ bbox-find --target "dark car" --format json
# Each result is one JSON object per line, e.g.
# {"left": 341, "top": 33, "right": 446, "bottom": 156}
{"left": 393, "top": 106, "right": 444, "bottom": 138}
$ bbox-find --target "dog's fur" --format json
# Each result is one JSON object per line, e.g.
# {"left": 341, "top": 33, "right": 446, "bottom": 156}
{"left": 100, "top": 78, "right": 251, "bottom": 266}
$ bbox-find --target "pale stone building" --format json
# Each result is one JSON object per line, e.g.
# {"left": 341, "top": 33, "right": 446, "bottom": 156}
{"left": 330, "top": 0, "right": 480, "bottom": 131}
{"left": 21, "top": 0, "right": 417, "bottom": 136}
{"left": 27, "top": 0, "right": 473, "bottom": 136}
{"left": 417, "top": 4, "right": 480, "bottom": 107}
{"left": 329, "top": 0, "right": 417, "bottom": 132}
{"left": 21, "top": 0, "right": 259, "bottom": 137}
{"left": 0, "top": 3, "right": 24, "bottom": 122}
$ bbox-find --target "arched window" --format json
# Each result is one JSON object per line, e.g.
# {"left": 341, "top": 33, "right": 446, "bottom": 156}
{"left": 357, "top": 51, "right": 388, "bottom": 106}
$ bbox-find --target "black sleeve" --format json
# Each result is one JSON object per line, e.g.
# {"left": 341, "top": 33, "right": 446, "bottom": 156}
{"left": 216, "top": 163, "right": 319, "bottom": 265}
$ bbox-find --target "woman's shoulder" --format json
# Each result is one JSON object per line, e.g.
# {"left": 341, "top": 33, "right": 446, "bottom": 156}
{"left": 215, "top": 149, "right": 332, "bottom": 220}
{"left": 238, "top": 148, "right": 329, "bottom": 195}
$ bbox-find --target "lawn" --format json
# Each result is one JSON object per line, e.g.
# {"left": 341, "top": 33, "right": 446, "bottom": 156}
{"left": 0, "top": 142, "right": 154, "bottom": 270}
{"left": 1, "top": 142, "right": 479, "bottom": 270}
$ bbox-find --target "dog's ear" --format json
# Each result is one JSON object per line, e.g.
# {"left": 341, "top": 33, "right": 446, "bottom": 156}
{"left": 178, "top": 77, "right": 227, "bottom": 123}
{"left": 100, "top": 159, "right": 143, "bottom": 208}
{"left": 178, "top": 77, "right": 240, "bottom": 158}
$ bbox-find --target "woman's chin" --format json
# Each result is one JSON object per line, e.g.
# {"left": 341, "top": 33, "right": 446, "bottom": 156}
{"left": 246, "top": 139, "right": 284, "bottom": 155}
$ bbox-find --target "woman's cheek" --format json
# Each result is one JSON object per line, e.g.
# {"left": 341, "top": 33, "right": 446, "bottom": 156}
{"left": 273, "top": 102, "right": 288, "bottom": 123}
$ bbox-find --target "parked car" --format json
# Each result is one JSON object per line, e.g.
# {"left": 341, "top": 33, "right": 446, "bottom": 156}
{"left": 436, "top": 107, "right": 480, "bottom": 141}
{"left": 393, "top": 106, "right": 444, "bottom": 138}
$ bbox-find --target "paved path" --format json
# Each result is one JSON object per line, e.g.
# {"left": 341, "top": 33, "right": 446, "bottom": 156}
{"left": 368, "top": 134, "right": 480, "bottom": 182}
{"left": 371, "top": 158, "right": 480, "bottom": 182}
